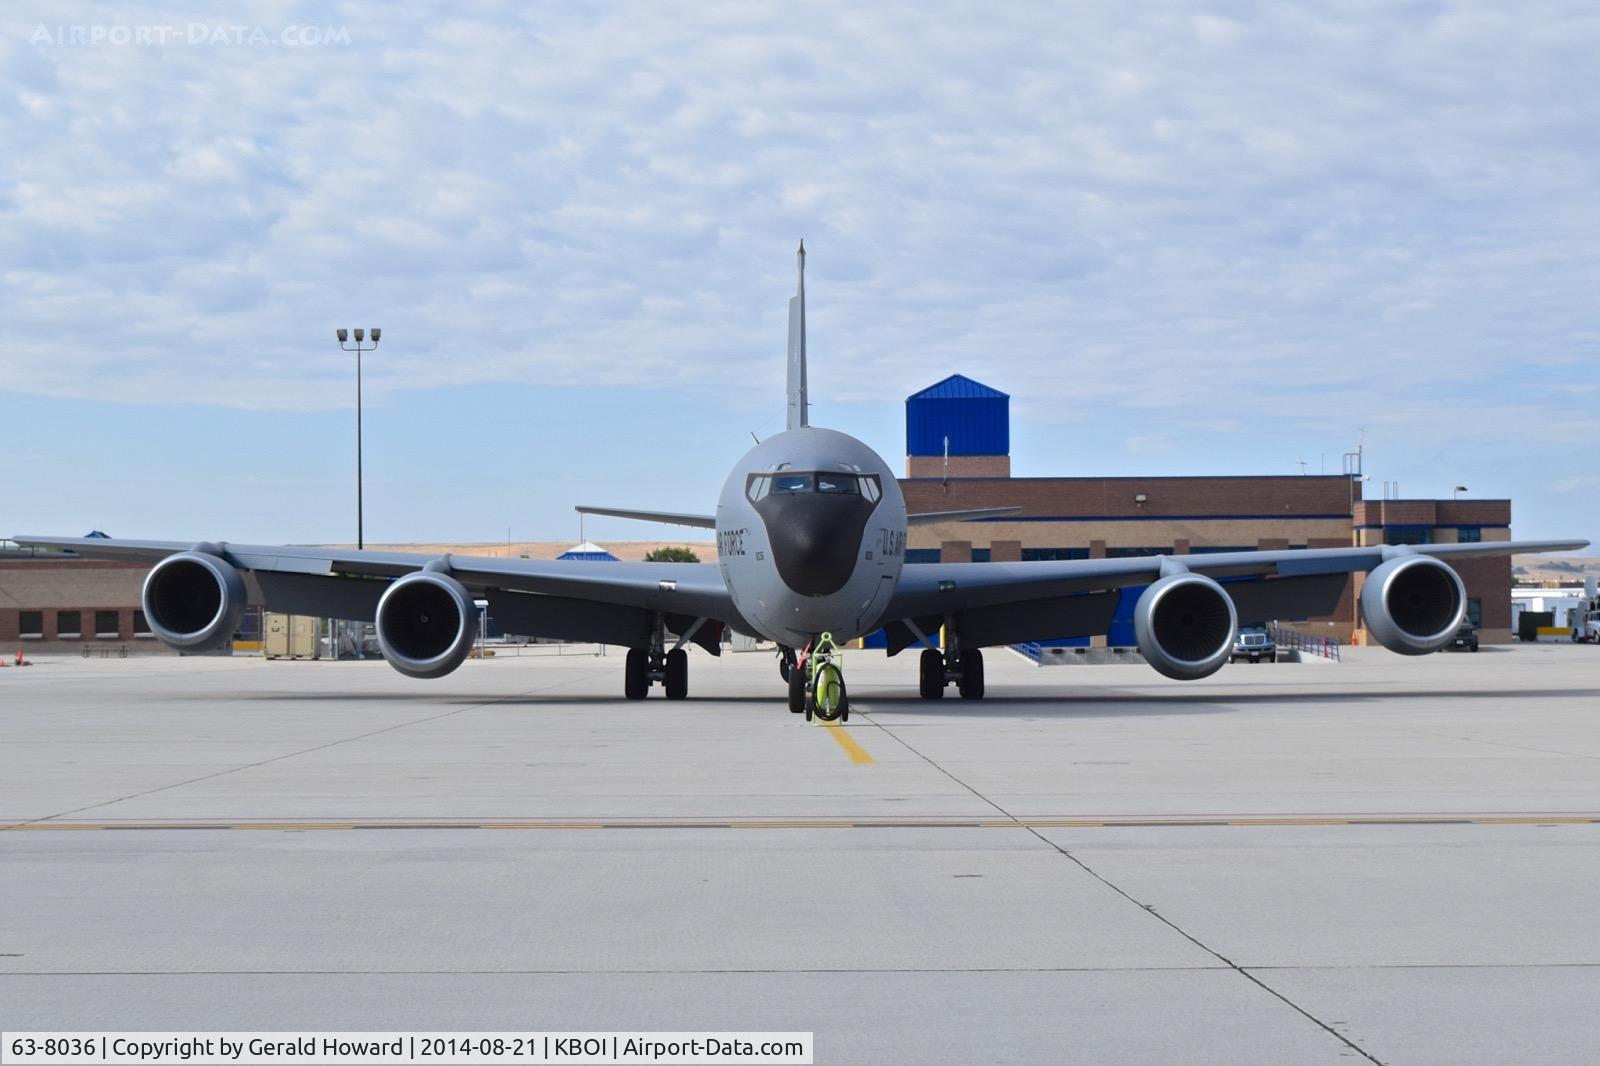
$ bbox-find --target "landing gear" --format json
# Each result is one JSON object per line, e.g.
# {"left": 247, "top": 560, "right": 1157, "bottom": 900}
{"left": 919, "top": 648, "right": 944, "bottom": 700}
{"left": 778, "top": 646, "right": 796, "bottom": 683}
{"left": 788, "top": 661, "right": 806, "bottom": 713}
{"left": 664, "top": 648, "right": 688, "bottom": 700}
{"left": 956, "top": 648, "right": 985, "bottom": 699}
{"left": 801, "top": 632, "right": 849, "bottom": 722}
{"left": 624, "top": 648, "right": 649, "bottom": 700}
{"left": 623, "top": 614, "right": 691, "bottom": 700}
{"left": 918, "top": 645, "right": 986, "bottom": 700}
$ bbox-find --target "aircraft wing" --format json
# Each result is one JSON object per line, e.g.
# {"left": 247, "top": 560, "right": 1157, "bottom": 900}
{"left": 574, "top": 506, "right": 717, "bottom": 529}
{"left": 877, "top": 539, "right": 1588, "bottom": 651}
{"left": 13, "top": 535, "right": 746, "bottom": 649}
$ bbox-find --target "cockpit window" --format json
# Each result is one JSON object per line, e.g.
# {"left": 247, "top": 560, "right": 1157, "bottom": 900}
{"left": 747, "top": 471, "right": 882, "bottom": 503}
{"left": 815, "top": 474, "right": 859, "bottom": 495}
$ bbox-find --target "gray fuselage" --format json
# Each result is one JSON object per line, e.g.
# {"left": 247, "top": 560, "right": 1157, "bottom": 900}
{"left": 716, "top": 427, "right": 907, "bottom": 648}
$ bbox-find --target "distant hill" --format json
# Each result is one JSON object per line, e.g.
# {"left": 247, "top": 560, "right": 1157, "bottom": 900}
{"left": 1512, "top": 555, "right": 1600, "bottom": 586}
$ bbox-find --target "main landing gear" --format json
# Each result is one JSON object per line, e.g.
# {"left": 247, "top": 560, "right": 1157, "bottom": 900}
{"left": 919, "top": 646, "right": 985, "bottom": 700}
{"left": 624, "top": 615, "right": 689, "bottom": 700}
{"left": 789, "top": 633, "right": 848, "bottom": 722}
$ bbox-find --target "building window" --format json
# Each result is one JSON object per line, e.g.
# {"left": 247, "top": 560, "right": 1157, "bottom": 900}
{"left": 95, "top": 610, "right": 121, "bottom": 638}
{"left": 20, "top": 611, "right": 44, "bottom": 639}
{"left": 905, "top": 549, "right": 941, "bottom": 564}
{"left": 1467, "top": 598, "right": 1483, "bottom": 627}
{"left": 133, "top": 610, "right": 154, "bottom": 638}
{"left": 970, "top": 548, "right": 991, "bottom": 563}
{"left": 1107, "top": 546, "right": 1172, "bottom": 558}
{"left": 56, "top": 610, "right": 82, "bottom": 638}
{"left": 1383, "top": 527, "right": 1432, "bottom": 546}
{"left": 1190, "top": 546, "right": 1254, "bottom": 555}
{"left": 1458, "top": 527, "right": 1482, "bottom": 543}
{"left": 1021, "top": 548, "right": 1089, "bottom": 561}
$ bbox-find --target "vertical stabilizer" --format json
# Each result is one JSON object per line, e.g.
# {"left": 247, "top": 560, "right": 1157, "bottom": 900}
{"left": 786, "top": 240, "right": 808, "bottom": 430}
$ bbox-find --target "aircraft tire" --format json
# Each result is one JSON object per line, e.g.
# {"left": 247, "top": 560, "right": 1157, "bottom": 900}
{"left": 664, "top": 648, "right": 688, "bottom": 700}
{"left": 788, "top": 667, "right": 805, "bottom": 712}
{"left": 919, "top": 648, "right": 944, "bottom": 700}
{"left": 624, "top": 648, "right": 649, "bottom": 700}
{"left": 957, "top": 648, "right": 985, "bottom": 699}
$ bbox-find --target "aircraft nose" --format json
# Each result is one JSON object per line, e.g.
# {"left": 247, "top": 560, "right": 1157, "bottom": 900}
{"left": 757, "top": 495, "right": 872, "bottom": 597}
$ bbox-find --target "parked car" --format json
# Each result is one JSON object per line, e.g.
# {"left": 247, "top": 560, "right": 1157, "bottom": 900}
{"left": 1231, "top": 627, "right": 1277, "bottom": 663}
{"left": 1446, "top": 624, "right": 1479, "bottom": 652}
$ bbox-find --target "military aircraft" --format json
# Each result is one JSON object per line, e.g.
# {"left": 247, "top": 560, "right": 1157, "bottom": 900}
{"left": 17, "top": 244, "right": 1588, "bottom": 718}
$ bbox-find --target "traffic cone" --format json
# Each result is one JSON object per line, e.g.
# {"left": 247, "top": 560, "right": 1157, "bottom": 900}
{"left": 15, "top": 649, "right": 25, "bottom": 667}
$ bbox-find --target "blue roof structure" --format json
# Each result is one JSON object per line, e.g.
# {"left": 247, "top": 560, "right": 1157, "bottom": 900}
{"left": 557, "top": 541, "right": 619, "bottom": 562}
{"left": 906, "top": 374, "right": 1010, "bottom": 457}
{"left": 907, "top": 374, "right": 1010, "bottom": 401}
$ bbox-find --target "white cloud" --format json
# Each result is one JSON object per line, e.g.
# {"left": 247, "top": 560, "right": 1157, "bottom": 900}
{"left": 0, "top": 1, "right": 1596, "bottom": 540}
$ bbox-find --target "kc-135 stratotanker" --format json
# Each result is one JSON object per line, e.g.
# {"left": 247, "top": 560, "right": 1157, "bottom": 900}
{"left": 18, "top": 245, "right": 1587, "bottom": 720}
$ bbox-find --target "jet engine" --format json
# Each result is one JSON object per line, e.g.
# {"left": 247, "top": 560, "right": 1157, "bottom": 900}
{"left": 375, "top": 571, "right": 478, "bottom": 679}
{"left": 1134, "top": 572, "right": 1238, "bottom": 680}
{"left": 1360, "top": 555, "right": 1466, "bottom": 655}
{"left": 141, "top": 551, "right": 248, "bottom": 652}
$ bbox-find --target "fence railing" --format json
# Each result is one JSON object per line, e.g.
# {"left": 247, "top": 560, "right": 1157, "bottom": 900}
{"left": 1270, "top": 625, "right": 1341, "bottom": 662}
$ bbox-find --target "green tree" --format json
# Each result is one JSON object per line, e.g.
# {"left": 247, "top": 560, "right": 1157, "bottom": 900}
{"left": 645, "top": 546, "right": 700, "bottom": 563}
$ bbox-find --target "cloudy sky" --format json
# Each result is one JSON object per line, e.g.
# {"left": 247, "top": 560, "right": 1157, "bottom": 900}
{"left": 2, "top": 2, "right": 1596, "bottom": 548}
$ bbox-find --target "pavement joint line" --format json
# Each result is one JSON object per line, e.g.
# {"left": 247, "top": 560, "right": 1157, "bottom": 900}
{"left": 5, "top": 814, "right": 1600, "bottom": 832}
{"left": 849, "top": 702, "right": 1389, "bottom": 1066}
{"left": 0, "top": 668, "right": 612, "bottom": 832}
{"left": 0, "top": 965, "right": 1243, "bottom": 976}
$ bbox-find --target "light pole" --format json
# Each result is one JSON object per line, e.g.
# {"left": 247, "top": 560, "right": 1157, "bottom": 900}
{"left": 335, "top": 328, "right": 380, "bottom": 550}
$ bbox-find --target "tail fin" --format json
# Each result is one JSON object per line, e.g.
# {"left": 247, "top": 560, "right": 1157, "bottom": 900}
{"left": 786, "top": 240, "right": 808, "bottom": 431}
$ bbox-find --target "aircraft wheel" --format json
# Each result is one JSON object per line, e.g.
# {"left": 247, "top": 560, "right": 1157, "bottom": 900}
{"left": 957, "top": 648, "right": 985, "bottom": 699}
{"left": 788, "top": 666, "right": 806, "bottom": 712}
{"left": 919, "top": 648, "right": 945, "bottom": 699}
{"left": 624, "top": 648, "right": 649, "bottom": 700}
{"left": 664, "top": 648, "right": 688, "bottom": 700}
{"left": 778, "top": 650, "right": 794, "bottom": 683}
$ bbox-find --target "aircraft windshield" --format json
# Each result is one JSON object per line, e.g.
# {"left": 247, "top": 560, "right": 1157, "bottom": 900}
{"left": 748, "top": 471, "right": 882, "bottom": 503}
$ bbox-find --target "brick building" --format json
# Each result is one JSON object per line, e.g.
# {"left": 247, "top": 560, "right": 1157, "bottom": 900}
{"left": 0, "top": 552, "right": 157, "bottom": 652}
{"left": 898, "top": 374, "right": 1514, "bottom": 645}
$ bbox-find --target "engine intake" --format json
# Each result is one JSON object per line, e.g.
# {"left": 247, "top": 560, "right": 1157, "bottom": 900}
{"left": 375, "top": 571, "right": 478, "bottom": 679}
{"left": 1134, "top": 572, "right": 1238, "bottom": 680}
{"left": 141, "top": 551, "right": 247, "bottom": 652}
{"left": 1361, "top": 555, "right": 1466, "bottom": 655}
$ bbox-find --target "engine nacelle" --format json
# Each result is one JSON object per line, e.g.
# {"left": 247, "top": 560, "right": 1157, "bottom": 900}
{"left": 375, "top": 571, "right": 478, "bottom": 679}
{"left": 141, "top": 551, "right": 248, "bottom": 652}
{"left": 1134, "top": 572, "right": 1238, "bottom": 680}
{"left": 1360, "top": 555, "right": 1466, "bottom": 655}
